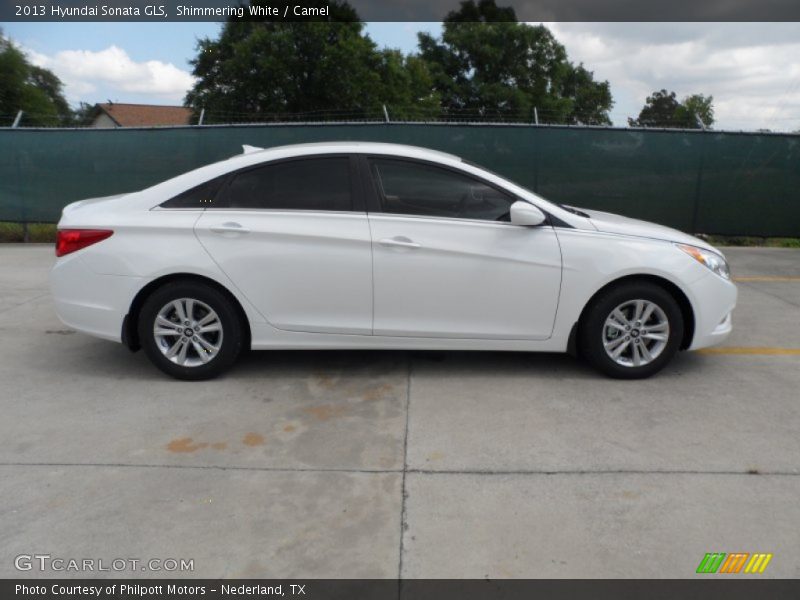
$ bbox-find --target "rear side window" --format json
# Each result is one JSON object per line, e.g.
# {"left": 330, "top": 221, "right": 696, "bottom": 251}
{"left": 161, "top": 176, "right": 226, "bottom": 209}
{"left": 220, "top": 157, "right": 352, "bottom": 211}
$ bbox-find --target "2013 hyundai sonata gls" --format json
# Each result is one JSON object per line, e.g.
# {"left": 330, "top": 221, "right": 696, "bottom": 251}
{"left": 50, "top": 142, "right": 736, "bottom": 380}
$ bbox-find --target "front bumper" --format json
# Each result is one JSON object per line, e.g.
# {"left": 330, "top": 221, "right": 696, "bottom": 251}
{"left": 687, "top": 271, "right": 737, "bottom": 350}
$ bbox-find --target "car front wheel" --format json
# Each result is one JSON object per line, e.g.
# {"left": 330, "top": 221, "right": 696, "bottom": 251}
{"left": 138, "top": 280, "right": 244, "bottom": 380}
{"left": 579, "top": 281, "right": 684, "bottom": 379}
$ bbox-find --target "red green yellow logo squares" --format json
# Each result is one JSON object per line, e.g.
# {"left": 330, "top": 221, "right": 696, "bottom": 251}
{"left": 696, "top": 552, "right": 773, "bottom": 574}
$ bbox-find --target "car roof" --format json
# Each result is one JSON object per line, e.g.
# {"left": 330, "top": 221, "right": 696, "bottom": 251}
{"left": 233, "top": 141, "right": 462, "bottom": 164}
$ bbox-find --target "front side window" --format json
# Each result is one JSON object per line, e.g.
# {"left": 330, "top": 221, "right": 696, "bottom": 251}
{"left": 369, "top": 158, "right": 515, "bottom": 221}
{"left": 221, "top": 157, "right": 352, "bottom": 211}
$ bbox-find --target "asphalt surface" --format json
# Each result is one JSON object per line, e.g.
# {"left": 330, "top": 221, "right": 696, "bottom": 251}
{"left": 1, "top": 245, "right": 798, "bottom": 578}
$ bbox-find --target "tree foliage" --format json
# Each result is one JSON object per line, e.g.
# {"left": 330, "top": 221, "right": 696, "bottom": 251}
{"left": 629, "top": 89, "right": 714, "bottom": 129}
{"left": 71, "top": 101, "right": 100, "bottom": 126}
{"left": 185, "top": 0, "right": 439, "bottom": 121}
{"left": 373, "top": 50, "right": 440, "bottom": 120}
{"left": 0, "top": 31, "right": 72, "bottom": 126}
{"left": 417, "top": 0, "right": 613, "bottom": 123}
{"left": 679, "top": 93, "right": 714, "bottom": 128}
{"left": 186, "top": 0, "right": 613, "bottom": 124}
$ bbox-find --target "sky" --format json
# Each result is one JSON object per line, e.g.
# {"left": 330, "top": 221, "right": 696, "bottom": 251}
{"left": 3, "top": 21, "right": 800, "bottom": 131}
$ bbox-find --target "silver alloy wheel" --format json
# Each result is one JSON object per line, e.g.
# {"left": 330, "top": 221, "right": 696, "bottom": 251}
{"left": 153, "top": 298, "right": 223, "bottom": 367}
{"left": 602, "top": 299, "right": 670, "bottom": 368}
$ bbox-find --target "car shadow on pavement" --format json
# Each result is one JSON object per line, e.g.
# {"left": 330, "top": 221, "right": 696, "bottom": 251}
{"left": 234, "top": 348, "right": 594, "bottom": 380}
{"left": 28, "top": 333, "right": 701, "bottom": 383}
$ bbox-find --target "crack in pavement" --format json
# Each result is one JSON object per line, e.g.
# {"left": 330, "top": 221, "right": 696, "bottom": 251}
{"left": 1, "top": 462, "right": 798, "bottom": 477}
{"left": 397, "top": 352, "right": 413, "bottom": 581}
{"left": 0, "top": 292, "right": 50, "bottom": 316}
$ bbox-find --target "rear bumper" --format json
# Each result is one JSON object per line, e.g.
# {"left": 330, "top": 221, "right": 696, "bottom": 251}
{"left": 687, "top": 272, "right": 737, "bottom": 350}
{"left": 50, "top": 254, "right": 144, "bottom": 343}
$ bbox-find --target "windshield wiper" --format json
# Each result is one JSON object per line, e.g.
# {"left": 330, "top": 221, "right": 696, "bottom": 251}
{"left": 557, "top": 204, "right": 591, "bottom": 218}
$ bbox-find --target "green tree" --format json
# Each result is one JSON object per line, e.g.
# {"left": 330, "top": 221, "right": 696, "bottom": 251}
{"left": 71, "top": 101, "right": 99, "bottom": 126}
{"left": 185, "top": 0, "right": 438, "bottom": 121}
{"left": 0, "top": 31, "right": 71, "bottom": 126}
{"left": 677, "top": 93, "right": 714, "bottom": 129}
{"left": 374, "top": 50, "right": 440, "bottom": 120}
{"left": 629, "top": 89, "right": 714, "bottom": 129}
{"left": 628, "top": 90, "right": 681, "bottom": 127}
{"left": 417, "top": 0, "right": 613, "bottom": 124}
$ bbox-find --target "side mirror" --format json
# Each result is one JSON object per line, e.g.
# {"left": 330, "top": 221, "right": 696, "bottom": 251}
{"left": 510, "top": 201, "right": 547, "bottom": 227}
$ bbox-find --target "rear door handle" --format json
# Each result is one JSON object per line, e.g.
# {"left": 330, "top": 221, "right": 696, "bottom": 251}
{"left": 379, "top": 236, "right": 421, "bottom": 249}
{"left": 209, "top": 222, "right": 250, "bottom": 234}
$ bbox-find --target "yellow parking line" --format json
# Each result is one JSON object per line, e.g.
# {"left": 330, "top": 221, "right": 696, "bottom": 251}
{"left": 733, "top": 276, "right": 800, "bottom": 282}
{"left": 698, "top": 347, "right": 800, "bottom": 355}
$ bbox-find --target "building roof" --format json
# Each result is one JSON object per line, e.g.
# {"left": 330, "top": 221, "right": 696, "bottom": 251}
{"left": 95, "top": 103, "right": 193, "bottom": 127}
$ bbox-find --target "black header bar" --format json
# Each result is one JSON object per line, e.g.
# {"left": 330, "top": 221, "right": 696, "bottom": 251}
{"left": 3, "top": 0, "right": 800, "bottom": 22}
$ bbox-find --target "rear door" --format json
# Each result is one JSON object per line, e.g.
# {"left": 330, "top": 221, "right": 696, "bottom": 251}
{"left": 195, "top": 155, "right": 373, "bottom": 335}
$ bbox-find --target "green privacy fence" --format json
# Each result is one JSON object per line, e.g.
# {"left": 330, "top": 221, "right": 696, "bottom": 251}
{"left": 1, "top": 123, "right": 799, "bottom": 236}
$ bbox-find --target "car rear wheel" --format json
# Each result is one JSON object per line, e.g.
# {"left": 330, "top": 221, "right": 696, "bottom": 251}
{"left": 579, "top": 281, "right": 684, "bottom": 379}
{"left": 138, "top": 281, "right": 243, "bottom": 380}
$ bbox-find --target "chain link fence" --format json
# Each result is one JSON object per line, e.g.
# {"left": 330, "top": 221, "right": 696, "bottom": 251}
{"left": 1, "top": 121, "right": 798, "bottom": 236}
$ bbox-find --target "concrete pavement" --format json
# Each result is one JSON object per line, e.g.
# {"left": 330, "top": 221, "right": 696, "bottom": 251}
{"left": 0, "top": 245, "right": 798, "bottom": 578}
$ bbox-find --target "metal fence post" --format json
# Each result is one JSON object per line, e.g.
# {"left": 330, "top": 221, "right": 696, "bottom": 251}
{"left": 532, "top": 126, "right": 540, "bottom": 193}
{"left": 696, "top": 114, "right": 706, "bottom": 131}
{"left": 383, "top": 104, "right": 390, "bottom": 123}
{"left": 12, "top": 110, "right": 23, "bottom": 128}
{"left": 691, "top": 133, "right": 708, "bottom": 233}
{"left": 198, "top": 108, "right": 205, "bottom": 126}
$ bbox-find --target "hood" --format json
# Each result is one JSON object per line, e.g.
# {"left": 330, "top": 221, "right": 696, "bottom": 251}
{"left": 567, "top": 206, "right": 719, "bottom": 254}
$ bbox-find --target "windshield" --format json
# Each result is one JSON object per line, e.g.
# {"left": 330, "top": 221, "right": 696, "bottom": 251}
{"left": 462, "top": 159, "right": 591, "bottom": 218}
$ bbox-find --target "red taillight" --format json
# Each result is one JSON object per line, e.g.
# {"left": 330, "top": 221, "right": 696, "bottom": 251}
{"left": 55, "top": 229, "right": 114, "bottom": 257}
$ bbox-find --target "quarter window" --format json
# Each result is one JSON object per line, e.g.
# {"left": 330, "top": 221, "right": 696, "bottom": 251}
{"left": 221, "top": 157, "right": 352, "bottom": 211}
{"left": 369, "top": 158, "right": 515, "bottom": 221}
{"left": 161, "top": 176, "right": 226, "bottom": 209}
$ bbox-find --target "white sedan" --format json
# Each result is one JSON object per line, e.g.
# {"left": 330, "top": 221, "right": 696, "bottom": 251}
{"left": 50, "top": 142, "right": 736, "bottom": 380}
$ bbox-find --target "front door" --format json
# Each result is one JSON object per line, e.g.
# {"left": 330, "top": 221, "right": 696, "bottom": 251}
{"left": 364, "top": 157, "right": 562, "bottom": 339}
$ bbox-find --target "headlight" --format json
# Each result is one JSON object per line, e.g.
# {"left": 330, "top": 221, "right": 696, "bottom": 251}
{"left": 676, "top": 243, "right": 730, "bottom": 280}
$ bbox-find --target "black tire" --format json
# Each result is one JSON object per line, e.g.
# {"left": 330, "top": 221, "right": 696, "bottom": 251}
{"left": 578, "top": 281, "right": 684, "bottom": 379}
{"left": 138, "top": 280, "right": 244, "bottom": 380}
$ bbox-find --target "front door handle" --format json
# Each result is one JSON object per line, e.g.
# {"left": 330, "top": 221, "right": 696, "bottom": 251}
{"left": 209, "top": 222, "right": 250, "bottom": 234}
{"left": 379, "top": 236, "right": 421, "bottom": 249}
